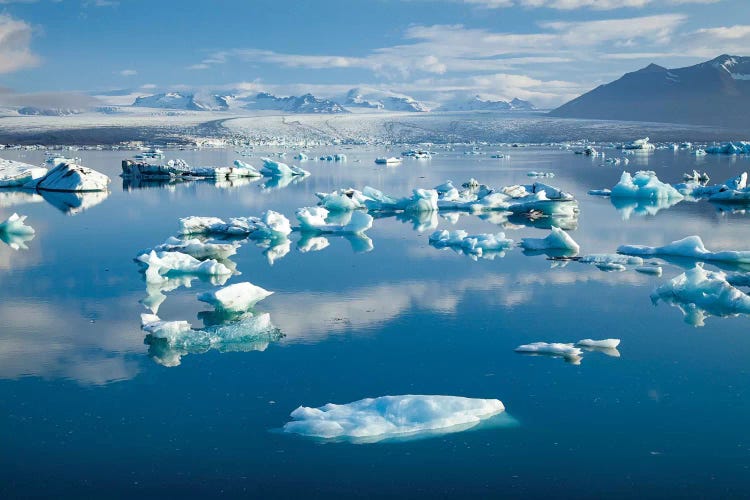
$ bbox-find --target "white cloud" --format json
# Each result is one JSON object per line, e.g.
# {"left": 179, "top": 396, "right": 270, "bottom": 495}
{"left": 0, "top": 14, "right": 40, "bottom": 74}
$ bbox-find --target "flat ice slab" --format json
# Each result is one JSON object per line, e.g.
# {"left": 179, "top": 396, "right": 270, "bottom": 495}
{"left": 25, "top": 161, "right": 110, "bottom": 192}
{"left": 515, "top": 342, "right": 583, "bottom": 364}
{"left": 618, "top": 235, "right": 750, "bottom": 264}
{"left": 0, "top": 159, "right": 47, "bottom": 187}
{"left": 136, "top": 250, "right": 233, "bottom": 283}
{"left": 179, "top": 210, "right": 292, "bottom": 239}
{"left": 144, "top": 236, "right": 239, "bottom": 261}
{"left": 197, "top": 281, "right": 273, "bottom": 313}
{"left": 429, "top": 229, "right": 513, "bottom": 258}
{"left": 283, "top": 395, "right": 505, "bottom": 441}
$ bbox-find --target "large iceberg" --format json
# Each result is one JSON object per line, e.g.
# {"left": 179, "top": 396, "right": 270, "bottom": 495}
{"left": 143, "top": 236, "right": 239, "bottom": 261}
{"left": 0, "top": 159, "right": 47, "bottom": 187}
{"left": 25, "top": 161, "right": 110, "bottom": 192}
{"left": 296, "top": 207, "right": 373, "bottom": 234}
{"left": 136, "top": 250, "right": 233, "bottom": 283}
{"left": 705, "top": 141, "right": 750, "bottom": 155}
{"left": 651, "top": 264, "right": 750, "bottom": 326}
{"left": 283, "top": 395, "right": 505, "bottom": 442}
{"left": 179, "top": 210, "right": 292, "bottom": 239}
{"left": 618, "top": 235, "right": 750, "bottom": 265}
{"left": 197, "top": 281, "right": 273, "bottom": 313}
{"left": 610, "top": 171, "right": 683, "bottom": 201}
{"left": 520, "top": 227, "right": 580, "bottom": 254}
{"left": 429, "top": 230, "right": 513, "bottom": 259}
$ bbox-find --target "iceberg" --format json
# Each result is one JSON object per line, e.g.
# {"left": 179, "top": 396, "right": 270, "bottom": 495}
{"left": 576, "top": 338, "right": 621, "bottom": 357}
{"left": 283, "top": 395, "right": 505, "bottom": 442}
{"left": 705, "top": 141, "right": 750, "bottom": 155}
{"left": 579, "top": 254, "right": 643, "bottom": 266}
{"left": 179, "top": 210, "right": 292, "bottom": 239}
{"left": 527, "top": 171, "right": 554, "bottom": 178}
{"left": 260, "top": 158, "right": 310, "bottom": 177}
{"left": 0, "top": 213, "right": 35, "bottom": 236}
{"left": 618, "top": 235, "right": 750, "bottom": 265}
{"left": 610, "top": 171, "right": 683, "bottom": 201}
{"left": 136, "top": 250, "right": 233, "bottom": 283}
{"left": 0, "top": 159, "right": 47, "bottom": 187}
{"left": 142, "top": 312, "right": 282, "bottom": 367}
{"left": 588, "top": 189, "right": 611, "bottom": 196}
{"left": 429, "top": 230, "right": 513, "bottom": 258}
{"left": 197, "top": 281, "right": 273, "bottom": 313}
{"left": 635, "top": 265, "right": 663, "bottom": 276}
{"left": 315, "top": 188, "right": 371, "bottom": 212}
{"left": 231, "top": 160, "right": 262, "bottom": 177}
{"left": 621, "top": 137, "right": 655, "bottom": 151}
{"left": 521, "top": 227, "right": 580, "bottom": 254}
{"left": 25, "top": 161, "right": 110, "bottom": 192}
{"left": 143, "top": 236, "right": 239, "bottom": 261}
{"left": 296, "top": 207, "right": 373, "bottom": 234}
{"left": 514, "top": 342, "right": 583, "bottom": 364}
{"left": 650, "top": 264, "right": 750, "bottom": 326}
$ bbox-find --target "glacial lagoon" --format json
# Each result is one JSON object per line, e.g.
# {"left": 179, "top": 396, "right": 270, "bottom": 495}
{"left": 2, "top": 144, "right": 750, "bottom": 497}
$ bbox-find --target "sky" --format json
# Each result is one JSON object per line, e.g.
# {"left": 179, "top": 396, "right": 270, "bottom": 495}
{"left": 0, "top": 0, "right": 747, "bottom": 107}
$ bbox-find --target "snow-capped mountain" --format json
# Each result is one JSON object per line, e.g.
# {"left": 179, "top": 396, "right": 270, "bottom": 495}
{"left": 344, "top": 87, "right": 429, "bottom": 112}
{"left": 438, "top": 95, "right": 535, "bottom": 112}
{"left": 550, "top": 54, "right": 750, "bottom": 129}
{"left": 243, "top": 92, "right": 348, "bottom": 114}
{"left": 132, "top": 92, "right": 234, "bottom": 111}
{"left": 17, "top": 107, "right": 85, "bottom": 116}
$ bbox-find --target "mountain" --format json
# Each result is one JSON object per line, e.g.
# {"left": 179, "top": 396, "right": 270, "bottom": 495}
{"left": 550, "top": 55, "right": 750, "bottom": 129}
{"left": 132, "top": 92, "right": 233, "bottom": 111}
{"left": 438, "top": 95, "right": 535, "bottom": 112}
{"left": 344, "top": 87, "right": 429, "bottom": 112}
{"left": 244, "top": 92, "right": 348, "bottom": 114}
{"left": 17, "top": 107, "right": 85, "bottom": 116}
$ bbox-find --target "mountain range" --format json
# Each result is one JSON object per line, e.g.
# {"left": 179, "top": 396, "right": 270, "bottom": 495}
{"left": 550, "top": 54, "right": 750, "bottom": 129}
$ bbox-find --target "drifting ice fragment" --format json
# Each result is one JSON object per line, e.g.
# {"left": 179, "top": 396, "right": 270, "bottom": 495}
{"left": 521, "top": 227, "right": 580, "bottom": 254}
{"left": 580, "top": 254, "right": 643, "bottom": 266}
{"left": 635, "top": 265, "right": 663, "bottom": 276}
{"left": 429, "top": 230, "right": 513, "bottom": 258}
{"left": 0, "top": 213, "right": 35, "bottom": 236}
{"left": 651, "top": 264, "right": 750, "bottom": 326}
{"left": 144, "top": 236, "right": 239, "bottom": 260}
{"left": 0, "top": 159, "right": 47, "bottom": 187}
{"left": 283, "top": 395, "right": 506, "bottom": 442}
{"left": 197, "top": 281, "right": 273, "bottom": 313}
{"left": 618, "top": 235, "right": 750, "bottom": 264}
{"left": 576, "top": 339, "right": 620, "bottom": 349}
{"left": 315, "top": 188, "right": 370, "bottom": 211}
{"left": 25, "top": 161, "right": 110, "bottom": 192}
{"left": 296, "top": 207, "right": 373, "bottom": 234}
{"left": 179, "top": 211, "right": 292, "bottom": 239}
{"left": 136, "top": 250, "right": 233, "bottom": 283}
{"left": 611, "top": 171, "right": 683, "bottom": 201}
{"left": 588, "top": 189, "right": 611, "bottom": 196}
{"left": 260, "top": 158, "right": 310, "bottom": 177}
{"left": 514, "top": 342, "right": 583, "bottom": 364}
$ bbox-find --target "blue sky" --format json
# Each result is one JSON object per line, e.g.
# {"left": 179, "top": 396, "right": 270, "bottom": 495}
{"left": 0, "top": 0, "right": 748, "bottom": 106}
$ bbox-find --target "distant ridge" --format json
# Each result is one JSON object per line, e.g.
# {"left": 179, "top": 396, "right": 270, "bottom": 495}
{"left": 438, "top": 95, "right": 535, "bottom": 112}
{"left": 550, "top": 55, "right": 750, "bottom": 130}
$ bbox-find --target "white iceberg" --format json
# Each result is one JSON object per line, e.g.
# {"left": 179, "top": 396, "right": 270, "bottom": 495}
{"left": 576, "top": 339, "right": 620, "bottom": 349}
{"left": 521, "top": 227, "right": 580, "bottom": 254}
{"left": 0, "top": 213, "right": 35, "bottom": 236}
{"left": 283, "top": 395, "right": 505, "bottom": 441}
{"left": 315, "top": 188, "right": 370, "bottom": 212}
{"left": 514, "top": 342, "right": 583, "bottom": 364}
{"left": 179, "top": 210, "right": 292, "bottom": 239}
{"left": 25, "top": 161, "right": 110, "bottom": 192}
{"left": 231, "top": 159, "right": 262, "bottom": 177}
{"left": 618, "top": 235, "right": 750, "bottom": 264}
{"left": 635, "top": 265, "right": 663, "bottom": 276}
{"left": 296, "top": 207, "right": 373, "bottom": 234}
{"left": 621, "top": 137, "right": 655, "bottom": 151}
{"left": 144, "top": 236, "right": 239, "bottom": 261}
{"left": 651, "top": 264, "right": 750, "bottom": 326}
{"left": 0, "top": 159, "right": 47, "bottom": 187}
{"left": 610, "top": 171, "right": 683, "bottom": 201}
{"left": 579, "top": 254, "right": 643, "bottom": 266}
{"left": 260, "top": 158, "right": 310, "bottom": 177}
{"left": 197, "top": 281, "right": 273, "bottom": 313}
{"left": 588, "top": 189, "right": 611, "bottom": 196}
{"left": 429, "top": 230, "right": 513, "bottom": 258}
{"left": 136, "top": 250, "right": 233, "bottom": 283}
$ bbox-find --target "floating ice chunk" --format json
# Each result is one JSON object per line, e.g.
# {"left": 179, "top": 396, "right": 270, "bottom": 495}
{"left": 514, "top": 342, "right": 582, "bottom": 364}
{"left": 136, "top": 250, "right": 233, "bottom": 283}
{"left": 682, "top": 170, "right": 710, "bottom": 183}
{"left": 521, "top": 227, "right": 580, "bottom": 254}
{"left": 0, "top": 213, "right": 35, "bottom": 236}
{"left": 315, "top": 188, "right": 370, "bottom": 211}
{"left": 429, "top": 230, "right": 513, "bottom": 258}
{"left": 0, "top": 159, "right": 47, "bottom": 187}
{"left": 145, "top": 236, "right": 239, "bottom": 261}
{"left": 636, "top": 265, "right": 663, "bottom": 276}
{"left": 595, "top": 262, "right": 626, "bottom": 272}
{"left": 651, "top": 264, "right": 750, "bottom": 326}
{"left": 294, "top": 153, "right": 308, "bottom": 161}
{"left": 260, "top": 158, "right": 310, "bottom": 177}
{"left": 179, "top": 210, "right": 292, "bottom": 239}
{"left": 296, "top": 207, "right": 373, "bottom": 234}
{"left": 576, "top": 339, "right": 620, "bottom": 349}
{"left": 618, "top": 235, "right": 750, "bottom": 264}
{"left": 231, "top": 159, "right": 262, "bottom": 177}
{"left": 705, "top": 142, "right": 750, "bottom": 155}
{"left": 143, "top": 312, "right": 282, "bottom": 367}
{"left": 197, "top": 281, "right": 273, "bottom": 313}
{"left": 588, "top": 189, "right": 611, "bottom": 196}
{"left": 622, "top": 137, "right": 655, "bottom": 151}
{"left": 527, "top": 171, "right": 554, "bottom": 178}
{"left": 25, "top": 161, "right": 110, "bottom": 192}
{"left": 283, "top": 395, "right": 505, "bottom": 442}
{"left": 580, "top": 254, "right": 643, "bottom": 266}
{"left": 611, "top": 171, "right": 683, "bottom": 201}
{"left": 403, "top": 189, "right": 439, "bottom": 213}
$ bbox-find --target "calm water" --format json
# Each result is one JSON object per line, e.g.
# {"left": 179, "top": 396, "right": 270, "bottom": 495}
{"left": 2, "top": 144, "right": 750, "bottom": 498}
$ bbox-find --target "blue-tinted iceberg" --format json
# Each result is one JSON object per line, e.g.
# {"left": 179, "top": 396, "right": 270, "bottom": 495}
{"left": 0, "top": 159, "right": 47, "bottom": 187}
{"left": 260, "top": 158, "right": 310, "bottom": 177}
{"left": 179, "top": 210, "right": 292, "bottom": 239}
{"left": 25, "top": 161, "right": 110, "bottom": 192}
{"left": 283, "top": 395, "right": 505, "bottom": 442}
{"left": 136, "top": 250, "right": 234, "bottom": 283}
{"left": 611, "top": 171, "right": 683, "bottom": 201}
{"left": 521, "top": 226, "right": 580, "bottom": 254}
{"left": 197, "top": 281, "right": 273, "bottom": 313}
{"left": 705, "top": 142, "right": 750, "bottom": 155}
{"left": 429, "top": 230, "right": 513, "bottom": 259}
{"left": 0, "top": 213, "right": 35, "bottom": 250}
{"left": 618, "top": 235, "right": 750, "bottom": 265}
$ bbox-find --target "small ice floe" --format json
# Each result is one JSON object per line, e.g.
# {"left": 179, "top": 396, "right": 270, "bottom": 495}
{"left": 136, "top": 250, "right": 233, "bottom": 283}
{"left": 142, "top": 312, "right": 282, "bottom": 367}
{"left": 588, "top": 189, "right": 611, "bottom": 197}
{"left": 579, "top": 254, "right": 643, "bottom": 266}
{"left": 621, "top": 137, "right": 655, "bottom": 151}
{"left": 675, "top": 172, "right": 746, "bottom": 200}
{"left": 315, "top": 188, "right": 370, "bottom": 211}
{"left": 635, "top": 265, "right": 663, "bottom": 276}
{"left": 197, "top": 281, "right": 273, "bottom": 313}
{"left": 296, "top": 207, "right": 373, "bottom": 234}
{"left": 611, "top": 171, "right": 684, "bottom": 201}
{"left": 514, "top": 342, "right": 583, "bottom": 364}
{"left": 683, "top": 170, "right": 710, "bottom": 184}
{"left": 282, "top": 395, "right": 506, "bottom": 442}
{"left": 0, "top": 159, "right": 47, "bottom": 187}
{"left": 179, "top": 211, "right": 292, "bottom": 239}
{"left": 25, "top": 161, "right": 110, "bottom": 192}
{"left": 293, "top": 152, "right": 308, "bottom": 161}
{"left": 650, "top": 264, "right": 750, "bottom": 326}
{"left": 527, "top": 171, "right": 554, "bottom": 178}
{"left": 362, "top": 187, "right": 439, "bottom": 213}
{"left": 694, "top": 148, "right": 707, "bottom": 156}
{"left": 143, "top": 236, "right": 239, "bottom": 261}
{"left": 576, "top": 339, "right": 621, "bottom": 357}
{"left": 429, "top": 230, "right": 513, "bottom": 259}
{"left": 0, "top": 213, "right": 35, "bottom": 250}
{"left": 521, "top": 226, "right": 580, "bottom": 255}
{"left": 618, "top": 235, "right": 750, "bottom": 265}
{"left": 260, "top": 158, "right": 310, "bottom": 177}
{"left": 374, "top": 157, "right": 402, "bottom": 165}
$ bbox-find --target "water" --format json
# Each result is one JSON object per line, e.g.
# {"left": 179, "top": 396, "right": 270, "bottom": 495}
{"left": 2, "top": 145, "right": 750, "bottom": 497}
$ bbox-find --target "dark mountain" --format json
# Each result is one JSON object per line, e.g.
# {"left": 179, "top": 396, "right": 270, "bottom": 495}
{"left": 550, "top": 55, "right": 750, "bottom": 130}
